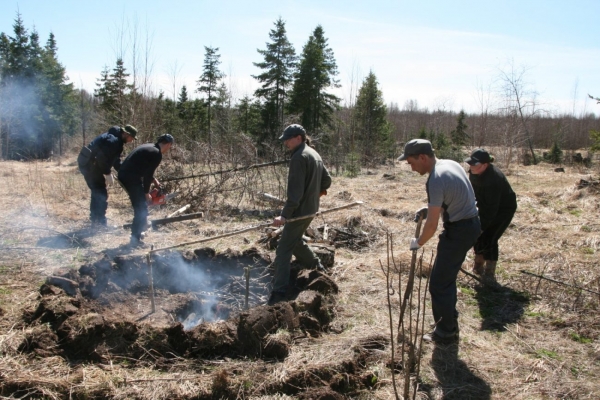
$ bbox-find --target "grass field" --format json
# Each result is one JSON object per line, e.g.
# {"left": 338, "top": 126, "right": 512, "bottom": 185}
{"left": 0, "top": 153, "right": 598, "bottom": 399}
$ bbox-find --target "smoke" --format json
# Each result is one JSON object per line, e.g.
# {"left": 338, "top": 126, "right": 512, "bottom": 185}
{"left": 0, "top": 78, "right": 55, "bottom": 159}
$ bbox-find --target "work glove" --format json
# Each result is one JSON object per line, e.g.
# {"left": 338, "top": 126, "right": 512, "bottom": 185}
{"left": 320, "top": 190, "right": 327, "bottom": 197}
{"left": 104, "top": 174, "right": 114, "bottom": 186}
{"left": 414, "top": 207, "right": 428, "bottom": 222}
{"left": 410, "top": 238, "right": 421, "bottom": 251}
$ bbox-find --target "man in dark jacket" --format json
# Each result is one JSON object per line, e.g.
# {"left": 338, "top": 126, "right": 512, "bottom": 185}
{"left": 77, "top": 125, "right": 137, "bottom": 226}
{"left": 118, "top": 134, "right": 174, "bottom": 247}
{"left": 465, "top": 149, "right": 517, "bottom": 284}
{"left": 268, "top": 124, "right": 332, "bottom": 305}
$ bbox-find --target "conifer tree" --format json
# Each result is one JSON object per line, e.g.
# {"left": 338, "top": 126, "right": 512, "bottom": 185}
{"left": 354, "top": 71, "right": 391, "bottom": 162}
{"left": 196, "top": 46, "right": 224, "bottom": 146}
{"left": 0, "top": 13, "right": 75, "bottom": 159}
{"left": 288, "top": 25, "right": 340, "bottom": 133}
{"left": 450, "top": 110, "right": 469, "bottom": 146}
{"left": 253, "top": 17, "right": 296, "bottom": 140}
{"left": 94, "top": 59, "right": 134, "bottom": 125}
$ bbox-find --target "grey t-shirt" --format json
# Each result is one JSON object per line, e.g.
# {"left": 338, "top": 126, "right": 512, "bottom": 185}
{"left": 426, "top": 159, "right": 478, "bottom": 222}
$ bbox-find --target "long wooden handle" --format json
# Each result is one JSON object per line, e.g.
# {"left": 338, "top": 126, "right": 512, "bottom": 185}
{"left": 149, "top": 201, "right": 364, "bottom": 254}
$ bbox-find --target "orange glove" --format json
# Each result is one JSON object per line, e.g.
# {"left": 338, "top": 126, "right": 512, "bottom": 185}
{"left": 320, "top": 190, "right": 327, "bottom": 197}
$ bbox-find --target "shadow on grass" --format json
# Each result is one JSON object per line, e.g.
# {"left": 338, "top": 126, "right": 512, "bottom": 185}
{"left": 475, "top": 284, "right": 530, "bottom": 331}
{"left": 36, "top": 227, "right": 95, "bottom": 249}
{"left": 422, "top": 342, "right": 492, "bottom": 400}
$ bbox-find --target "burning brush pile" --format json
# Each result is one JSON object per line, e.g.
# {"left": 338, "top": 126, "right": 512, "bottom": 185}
{"left": 18, "top": 246, "right": 339, "bottom": 364}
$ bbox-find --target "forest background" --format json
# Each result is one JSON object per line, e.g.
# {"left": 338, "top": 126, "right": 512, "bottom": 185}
{"left": 1, "top": 9, "right": 600, "bottom": 173}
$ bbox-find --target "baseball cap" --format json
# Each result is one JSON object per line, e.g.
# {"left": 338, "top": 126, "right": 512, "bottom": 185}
{"left": 464, "top": 149, "right": 491, "bottom": 165}
{"left": 279, "top": 124, "right": 306, "bottom": 141}
{"left": 397, "top": 139, "right": 434, "bottom": 161}
{"left": 157, "top": 134, "right": 174, "bottom": 144}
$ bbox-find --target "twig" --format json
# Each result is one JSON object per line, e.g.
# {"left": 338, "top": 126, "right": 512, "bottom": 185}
{"left": 520, "top": 270, "right": 600, "bottom": 295}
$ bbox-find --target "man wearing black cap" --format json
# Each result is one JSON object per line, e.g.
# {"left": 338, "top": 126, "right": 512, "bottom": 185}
{"left": 399, "top": 139, "right": 481, "bottom": 344}
{"left": 118, "top": 134, "right": 174, "bottom": 247}
{"left": 268, "top": 124, "right": 332, "bottom": 305}
{"left": 77, "top": 125, "right": 137, "bottom": 227}
{"left": 465, "top": 148, "right": 517, "bottom": 284}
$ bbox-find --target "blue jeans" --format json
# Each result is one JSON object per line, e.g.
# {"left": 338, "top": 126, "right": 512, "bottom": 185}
{"left": 429, "top": 217, "right": 481, "bottom": 336}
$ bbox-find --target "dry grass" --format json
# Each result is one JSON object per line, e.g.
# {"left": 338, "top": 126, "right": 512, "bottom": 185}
{"left": 0, "top": 155, "right": 599, "bottom": 399}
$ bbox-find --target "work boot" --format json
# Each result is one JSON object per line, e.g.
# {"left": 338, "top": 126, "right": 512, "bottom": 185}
{"left": 129, "top": 236, "right": 147, "bottom": 248}
{"left": 483, "top": 260, "right": 499, "bottom": 287}
{"left": 473, "top": 254, "right": 485, "bottom": 275}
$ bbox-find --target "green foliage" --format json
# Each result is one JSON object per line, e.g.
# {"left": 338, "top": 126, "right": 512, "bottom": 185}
{"left": 450, "top": 110, "right": 469, "bottom": 146}
{"left": 354, "top": 71, "right": 392, "bottom": 163}
{"left": 236, "top": 95, "right": 263, "bottom": 139}
{"left": 544, "top": 141, "right": 563, "bottom": 164}
{"left": 535, "top": 348, "right": 560, "bottom": 360}
{"left": 0, "top": 13, "right": 77, "bottom": 159}
{"left": 589, "top": 130, "right": 600, "bottom": 152}
{"left": 569, "top": 332, "right": 592, "bottom": 344}
{"left": 345, "top": 152, "right": 361, "bottom": 177}
{"left": 196, "top": 46, "right": 225, "bottom": 145}
{"left": 252, "top": 18, "right": 296, "bottom": 141}
{"left": 287, "top": 25, "right": 340, "bottom": 133}
{"left": 431, "top": 132, "right": 465, "bottom": 162}
{"left": 95, "top": 58, "right": 134, "bottom": 125}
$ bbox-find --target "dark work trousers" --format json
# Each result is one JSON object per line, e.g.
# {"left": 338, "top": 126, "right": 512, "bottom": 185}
{"left": 80, "top": 166, "right": 108, "bottom": 224}
{"left": 474, "top": 211, "right": 515, "bottom": 261}
{"left": 122, "top": 179, "right": 148, "bottom": 240}
{"left": 430, "top": 217, "right": 481, "bottom": 337}
{"left": 272, "top": 217, "right": 320, "bottom": 293}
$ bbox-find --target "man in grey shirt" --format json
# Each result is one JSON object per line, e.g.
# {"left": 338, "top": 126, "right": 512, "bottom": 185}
{"left": 399, "top": 139, "right": 481, "bottom": 344}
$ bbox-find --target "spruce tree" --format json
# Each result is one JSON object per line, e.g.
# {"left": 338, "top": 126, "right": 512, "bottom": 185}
{"left": 196, "top": 46, "right": 224, "bottom": 146}
{"left": 288, "top": 25, "right": 340, "bottom": 133}
{"left": 450, "top": 110, "right": 469, "bottom": 146}
{"left": 0, "top": 13, "right": 75, "bottom": 159}
{"left": 354, "top": 71, "right": 391, "bottom": 162}
{"left": 253, "top": 17, "right": 297, "bottom": 141}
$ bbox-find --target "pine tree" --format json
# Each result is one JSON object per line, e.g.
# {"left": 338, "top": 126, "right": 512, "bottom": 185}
{"left": 450, "top": 110, "right": 469, "bottom": 146}
{"left": 354, "top": 71, "right": 391, "bottom": 162}
{"left": 196, "top": 46, "right": 224, "bottom": 146}
{"left": 236, "top": 95, "right": 262, "bottom": 138}
{"left": 288, "top": 25, "right": 340, "bottom": 133}
{"left": 39, "top": 32, "right": 76, "bottom": 156}
{"left": 94, "top": 58, "right": 133, "bottom": 125}
{"left": 253, "top": 17, "right": 296, "bottom": 141}
{"left": 0, "top": 13, "right": 75, "bottom": 159}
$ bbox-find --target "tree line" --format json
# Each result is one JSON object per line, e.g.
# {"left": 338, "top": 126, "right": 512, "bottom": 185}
{"left": 1, "top": 13, "right": 599, "bottom": 170}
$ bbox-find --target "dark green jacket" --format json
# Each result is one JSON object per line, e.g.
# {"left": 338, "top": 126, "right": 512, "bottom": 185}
{"left": 281, "top": 143, "right": 332, "bottom": 219}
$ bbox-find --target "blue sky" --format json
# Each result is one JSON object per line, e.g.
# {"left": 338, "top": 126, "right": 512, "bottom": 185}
{"left": 2, "top": 0, "right": 599, "bottom": 114}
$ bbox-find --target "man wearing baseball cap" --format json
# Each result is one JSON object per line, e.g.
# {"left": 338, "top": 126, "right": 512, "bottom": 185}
{"left": 118, "top": 134, "right": 174, "bottom": 247}
{"left": 399, "top": 139, "right": 481, "bottom": 344}
{"left": 267, "top": 124, "right": 332, "bottom": 305}
{"left": 77, "top": 124, "right": 137, "bottom": 228}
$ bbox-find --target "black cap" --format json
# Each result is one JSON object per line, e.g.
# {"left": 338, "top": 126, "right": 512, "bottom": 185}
{"left": 157, "top": 134, "right": 174, "bottom": 144}
{"left": 279, "top": 124, "right": 306, "bottom": 141}
{"left": 123, "top": 125, "right": 138, "bottom": 139}
{"left": 464, "top": 148, "right": 491, "bottom": 165}
{"left": 397, "top": 139, "right": 434, "bottom": 161}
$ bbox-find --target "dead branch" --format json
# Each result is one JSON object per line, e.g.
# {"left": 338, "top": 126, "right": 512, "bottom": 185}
{"left": 162, "top": 159, "right": 289, "bottom": 182}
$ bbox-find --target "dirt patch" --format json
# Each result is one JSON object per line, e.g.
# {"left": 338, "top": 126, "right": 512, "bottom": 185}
{"left": 18, "top": 247, "right": 343, "bottom": 365}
